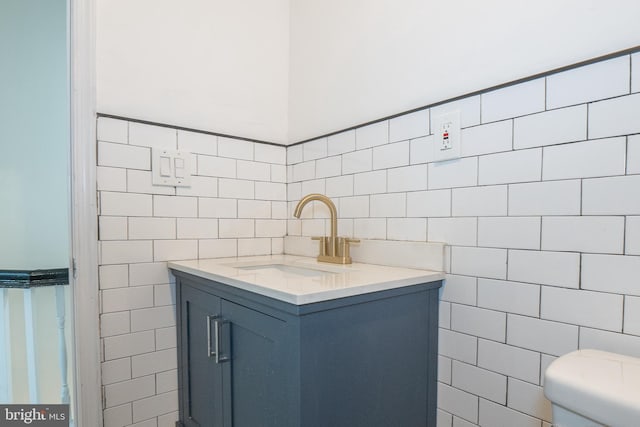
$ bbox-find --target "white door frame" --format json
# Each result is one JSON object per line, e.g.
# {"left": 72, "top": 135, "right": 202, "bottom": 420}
{"left": 69, "top": 0, "right": 102, "bottom": 425}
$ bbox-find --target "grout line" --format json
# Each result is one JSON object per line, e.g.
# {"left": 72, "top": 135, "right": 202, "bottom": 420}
{"left": 538, "top": 285, "right": 542, "bottom": 318}
{"left": 473, "top": 277, "right": 480, "bottom": 309}
{"left": 625, "top": 135, "right": 629, "bottom": 175}
{"left": 579, "top": 179, "right": 583, "bottom": 216}
{"left": 586, "top": 103, "right": 590, "bottom": 140}
{"left": 622, "top": 295, "right": 626, "bottom": 334}
{"left": 511, "top": 119, "right": 515, "bottom": 151}
{"left": 474, "top": 331, "right": 479, "bottom": 366}
{"left": 538, "top": 216, "right": 542, "bottom": 251}
{"left": 578, "top": 253, "right": 583, "bottom": 290}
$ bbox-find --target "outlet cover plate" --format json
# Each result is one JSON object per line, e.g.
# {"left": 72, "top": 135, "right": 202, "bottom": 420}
{"left": 152, "top": 149, "right": 192, "bottom": 187}
{"left": 432, "top": 111, "right": 461, "bottom": 162}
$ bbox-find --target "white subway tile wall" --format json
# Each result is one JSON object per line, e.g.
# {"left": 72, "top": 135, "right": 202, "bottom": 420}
{"left": 545, "top": 55, "right": 630, "bottom": 109}
{"left": 98, "top": 51, "right": 640, "bottom": 427}
{"left": 481, "top": 78, "right": 545, "bottom": 123}
{"left": 477, "top": 279, "right": 540, "bottom": 317}
{"left": 451, "top": 360, "right": 507, "bottom": 405}
{"left": 461, "top": 119, "right": 512, "bottom": 157}
{"left": 513, "top": 105, "right": 587, "bottom": 150}
{"left": 286, "top": 52, "right": 640, "bottom": 427}
{"left": 588, "top": 93, "right": 640, "bottom": 138}
{"left": 97, "top": 123, "right": 286, "bottom": 427}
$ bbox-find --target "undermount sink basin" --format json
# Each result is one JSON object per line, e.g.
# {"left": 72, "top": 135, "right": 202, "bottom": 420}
{"left": 230, "top": 263, "right": 337, "bottom": 278}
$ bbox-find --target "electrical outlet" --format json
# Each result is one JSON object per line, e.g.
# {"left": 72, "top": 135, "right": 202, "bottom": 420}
{"left": 433, "top": 111, "right": 461, "bottom": 161}
{"left": 441, "top": 122, "right": 453, "bottom": 150}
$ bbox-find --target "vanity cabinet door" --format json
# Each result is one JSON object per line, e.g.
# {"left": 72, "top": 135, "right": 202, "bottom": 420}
{"left": 179, "top": 285, "right": 224, "bottom": 427}
{"left": 178, "top": 279, "right": 291, "bottom": 427}
{"left": 219, "top": 299, "right": 289, "bottom": 427}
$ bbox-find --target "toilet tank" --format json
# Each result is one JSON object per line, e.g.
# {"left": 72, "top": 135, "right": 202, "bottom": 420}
{"left": 544, "top": 349, "right": 640, "bottom": 427}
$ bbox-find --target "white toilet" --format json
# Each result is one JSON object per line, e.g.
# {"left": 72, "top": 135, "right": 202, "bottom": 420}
{"left": 544, "top": 349, "right": 640, "bottom": 427}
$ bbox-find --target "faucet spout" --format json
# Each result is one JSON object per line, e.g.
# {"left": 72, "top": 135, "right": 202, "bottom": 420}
{"left": 293, "top": 193, "right": 338, "bottom": 240}
{"left": 293, "top": 193, "right": 358, "bottom": 264}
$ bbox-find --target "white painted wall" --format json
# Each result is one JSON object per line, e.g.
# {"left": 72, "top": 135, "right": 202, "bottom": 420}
{"left": 0, "top": 0, "right": 69, "bottom": 269}
{"left": 96, "top": 0, "right": 290, "bottom": 144}
{"left": 288, "top": 0, "right": 640, "bottom": 142}
{"left": 96, "top": 1, "right": 640, "bottom": 144}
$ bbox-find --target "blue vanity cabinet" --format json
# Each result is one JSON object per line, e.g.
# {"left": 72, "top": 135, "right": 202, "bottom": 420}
{"left": 173, "top": 269, "right": 442, "bottom": 427}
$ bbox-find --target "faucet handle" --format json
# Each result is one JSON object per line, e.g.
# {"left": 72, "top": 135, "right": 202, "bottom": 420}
{"left": 311, "top": 236, "right": 327, "bottom": 256}
{"left": 338, "top": 237, "right": 360, "bottom": 262}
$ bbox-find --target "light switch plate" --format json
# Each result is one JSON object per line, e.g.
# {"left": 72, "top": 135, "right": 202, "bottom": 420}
{"left": 152, "top": 149, "right": 192, "bottom": 187}
{"left": 432, "top": 111, "right": 461, "bottom": 162}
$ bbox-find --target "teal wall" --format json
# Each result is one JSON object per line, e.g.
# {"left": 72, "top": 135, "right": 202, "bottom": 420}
{"left": 0, "top": 0, "right": 69, "bottom": 269}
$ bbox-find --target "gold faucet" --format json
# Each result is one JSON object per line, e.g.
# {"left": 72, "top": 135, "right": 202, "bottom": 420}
{"left": 293, "top": 193, "right": 359, "bottom": 264}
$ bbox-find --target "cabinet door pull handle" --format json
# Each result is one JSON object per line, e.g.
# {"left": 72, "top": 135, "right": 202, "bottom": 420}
{"left": 206, "top": 315, "right": 220, "bottom": 358}
{"left": 214, "top": 318, "right": 230, "bottom": 364}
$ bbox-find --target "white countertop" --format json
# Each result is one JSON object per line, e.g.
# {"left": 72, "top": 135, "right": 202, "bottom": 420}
{"left": 168, "top": 255, "right": 444, "bottom": 305}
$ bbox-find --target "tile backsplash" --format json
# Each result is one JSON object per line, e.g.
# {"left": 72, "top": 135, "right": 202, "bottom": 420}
{"left": 286, "top": 52, "right": 640, "bottom": 427}
{"left": 97, "top": 49, "right": 640, "bottom": 427}
{"left": 97, "top": 124, "right": 287, "bottom": 426}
